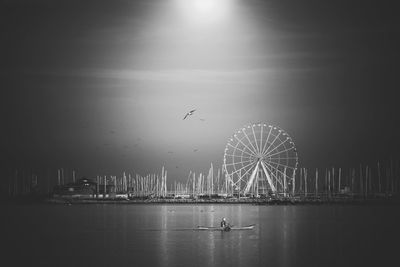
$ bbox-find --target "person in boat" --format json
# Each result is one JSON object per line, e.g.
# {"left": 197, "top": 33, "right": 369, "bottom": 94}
{"left": 220, "top": 218, "right": 231, "bottom": 231}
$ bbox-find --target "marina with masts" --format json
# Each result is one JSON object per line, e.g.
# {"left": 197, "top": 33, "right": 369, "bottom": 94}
{"left": 3, "top": 160, "right": 400, "bottom": 203}
{"left": 2, "top": 124, "right": 400, "bottom": 203}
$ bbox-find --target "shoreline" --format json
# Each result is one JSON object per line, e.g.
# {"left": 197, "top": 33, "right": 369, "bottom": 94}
{"left": 43, "top": 196, "right": 400, "bottom": 205}
{"left": 2, "top": 194, "right": 399, "bottom": 205}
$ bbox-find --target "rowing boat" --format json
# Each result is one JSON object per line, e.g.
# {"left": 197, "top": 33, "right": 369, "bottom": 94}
{"left": 196, "top": 224, "right": 255, "bottom": 231}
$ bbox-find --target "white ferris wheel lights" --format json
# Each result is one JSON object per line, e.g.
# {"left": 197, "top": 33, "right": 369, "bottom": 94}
{"left": 223, "top": 123, "right": 298, "bottom": 196}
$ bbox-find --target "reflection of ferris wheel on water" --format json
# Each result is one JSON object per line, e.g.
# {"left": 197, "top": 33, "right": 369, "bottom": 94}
{"left": 223, "top": 123, "right": 298, "bottom": 196}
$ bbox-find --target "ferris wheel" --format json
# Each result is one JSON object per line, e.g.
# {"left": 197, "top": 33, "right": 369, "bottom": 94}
{"left": 223, "top": 123, "right": 298, "bottom": 196}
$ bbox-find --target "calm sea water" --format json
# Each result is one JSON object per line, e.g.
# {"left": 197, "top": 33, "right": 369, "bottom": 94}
{"left": 2, "top": 203, "right": 399, "bottom": 267}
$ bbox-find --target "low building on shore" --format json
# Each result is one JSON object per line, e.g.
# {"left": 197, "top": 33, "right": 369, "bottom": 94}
{"left": 53, "top": 178, "right": 115, "bottom": 199}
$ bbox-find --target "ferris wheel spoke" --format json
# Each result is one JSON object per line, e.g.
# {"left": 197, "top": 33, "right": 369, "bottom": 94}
{"left": 268, "top": 157, "right": 298, "bottom": 160}
{"left": 233, "top": 135, "right": 258, "bottom": 157}
{"left": 242, "top": 129, "right": 259, "bottom": 155}
{"left": 263, "top": 161, "right": 291, "bottom": 184}
{"left": 264, "top": 159, "right": 297, "bottom": 170}
{"left": 264, "top": 137, "right": 290, "bottom": 157}
{"left": 238, "top": 138, "right": 253, "bottom": 164}
{"left": 240, "top": 152, "right": 247, "bottom": 164}
{"left": 266, "top": 146, "right": 295, "bottom": 158}
{"left": 259, "top": 125, "right": 263, "bottom": 155}
{"left": 261, "top": 126, "right": 273, "bottom": 155}
{"left": 262, "top": 131, "right": 281, "bottom": 156}
{"left": 229, "top": 161, "right": 257, "bottom": 179}
{"left": 251, "top": 126, "right": 261, "bottom": 154}
{"left": 227, "top": 143, "right": 255, "bottom": 158}
{"left": 262, "top": 131, "right": 280, "bottom": 156}
{"left": 224, "top": 159, "right": 254, "bottom": 167}
{"left": 232, "top": 162, "right": 257, "bottom": 187}
{"left": 224, "top": 153, "right": 252, "bottom": 159}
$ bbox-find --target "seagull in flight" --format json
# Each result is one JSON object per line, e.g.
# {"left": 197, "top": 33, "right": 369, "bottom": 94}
{"left": 183, "top": 109, "right": 196, "bottom": 120}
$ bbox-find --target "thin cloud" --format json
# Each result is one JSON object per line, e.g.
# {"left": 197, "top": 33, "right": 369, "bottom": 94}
{"left": 29, "top": 65, "right": 317, "bottom": 85}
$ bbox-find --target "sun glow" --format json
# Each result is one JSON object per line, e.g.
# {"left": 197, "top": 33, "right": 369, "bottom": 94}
{"left": 175, "top": 0, "right": 233, "bottom": 25}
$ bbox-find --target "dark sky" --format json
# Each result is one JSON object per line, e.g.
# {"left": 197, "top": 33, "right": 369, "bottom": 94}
{"left": 1, "top": 0, "right": 400, "bottom": 181}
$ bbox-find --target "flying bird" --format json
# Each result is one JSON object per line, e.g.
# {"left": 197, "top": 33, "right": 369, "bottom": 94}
{"left": 183, "top": 109, "right": 196, "bottom": 120}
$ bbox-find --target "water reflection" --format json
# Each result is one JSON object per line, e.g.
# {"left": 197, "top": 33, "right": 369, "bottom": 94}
{"left": 160, "top": 205, "right": 168, "bottom": 267}
{"left": 208, "top": 207, "right": 215, "bottom": 266}
{"left": 3, "top": 204, "right": 400, "bottom": 267}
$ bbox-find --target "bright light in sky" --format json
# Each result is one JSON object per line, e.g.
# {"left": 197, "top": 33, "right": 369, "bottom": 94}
{"left": 175, "top": 0, "right": 233, "bottom": 25}
{"left": 121, "top": 0, "right": 267, "bottom": 178}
